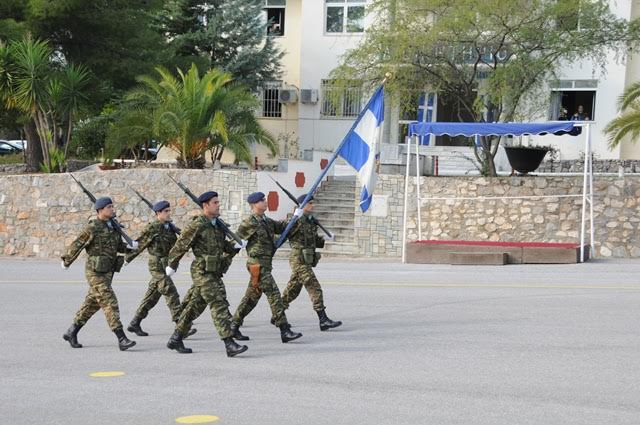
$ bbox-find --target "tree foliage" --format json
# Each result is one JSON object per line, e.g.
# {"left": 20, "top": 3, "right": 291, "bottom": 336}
{"left": 107, "top": 64, "right": 277, "bottom": 168}
{"left": 334, "top": 0, "right": 640, "bottom": 175}
{"left": 156, "top": 0, "right": 283, "bottom": 91}
{"left": 0, "top": 36, "right": 90, "bottom": 172}
{"left": 604, "top": 81, "right": 640, "bottom": 149}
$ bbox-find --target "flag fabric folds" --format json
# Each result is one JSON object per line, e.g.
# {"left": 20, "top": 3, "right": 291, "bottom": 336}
{"left": 337, "top": 86, "right": 384, "bottom": 212}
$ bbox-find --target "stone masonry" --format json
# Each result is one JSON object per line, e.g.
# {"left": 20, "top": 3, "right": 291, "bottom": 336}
{"left": 1, "top": 169, "right": 639, "bottom": 259}
{"left": 355, "top": 174, "right": 640, "bottom": 258}
{"left": 0, "top": 169, "right": 256, "bottom": 258}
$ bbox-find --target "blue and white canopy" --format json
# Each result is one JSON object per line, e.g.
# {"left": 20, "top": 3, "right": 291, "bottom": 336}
{"left": 408, "top": 122, "right": 576, "bottom": 137}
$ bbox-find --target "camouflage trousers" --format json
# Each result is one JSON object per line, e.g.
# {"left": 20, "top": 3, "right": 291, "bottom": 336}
{"left": 175, "top": 265, "right": 233, "bottom": 340}
{"left": 135, "top": 268, "right": 181, "bottom": 322}
{"left": 233, "top": 261, "right": 288, "bottom": 327}
{"left": 74, "top": 269, "right": 123, "bottom": 331}
{"left": 282, "top": 259, "right": 325, "bottom": 312}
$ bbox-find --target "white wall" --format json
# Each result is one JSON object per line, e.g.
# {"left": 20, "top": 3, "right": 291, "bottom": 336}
{"left": 529, "top": 0, "right": 635, "bottom": 160}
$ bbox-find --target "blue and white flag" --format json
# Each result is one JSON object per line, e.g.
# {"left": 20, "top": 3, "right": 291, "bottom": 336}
{"left": 337, "top": 86, "right": 384, "bottom": 212}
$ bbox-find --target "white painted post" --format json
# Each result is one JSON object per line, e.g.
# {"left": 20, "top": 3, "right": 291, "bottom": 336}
{"left": 415, "top": 135, "right": 422, "bottom": 240}
{"left": 402, "top": 136, "right": 412, "bottom": 263}
{"left": 580, "top": 123, "right": 588, "bottom": 262}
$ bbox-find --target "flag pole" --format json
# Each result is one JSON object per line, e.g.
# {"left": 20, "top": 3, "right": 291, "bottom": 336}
{"left": 274, "top": 74, "right": 392, "bottom": 248}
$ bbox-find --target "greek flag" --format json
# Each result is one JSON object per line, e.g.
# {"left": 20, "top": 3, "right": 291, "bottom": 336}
{"left": 337, "top": 86, "right": 384, "bottom": 212}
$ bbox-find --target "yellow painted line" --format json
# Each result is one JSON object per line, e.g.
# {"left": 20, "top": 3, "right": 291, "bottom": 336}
{"left": 176, "top": 415, "right": 219, "bottom": 424}
{"left": 89, "top": 371, "right": 125, "bottom": 378}
{"left": 317, "top": 281, "right": 640, "bottom": 290}
{"left": 2, "top": 280, "right": 640, "bottom": 291}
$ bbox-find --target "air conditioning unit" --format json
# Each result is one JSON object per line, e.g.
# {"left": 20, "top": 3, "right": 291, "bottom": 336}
{"left": 300, "top": 89, "right": 318, "bottom": 104}
{"left": 278, "top": 89, "right": 298, "bottom": 103}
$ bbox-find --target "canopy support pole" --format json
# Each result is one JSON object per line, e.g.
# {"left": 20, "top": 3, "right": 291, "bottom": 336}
{"left": 580, "top": 122, "right": 594, "bottom": 262}
{"left": 415, "top": 134, "right": 422, "bottom": 240}
{"left": 401, "top": 135, "right": 412, "bottom": 263}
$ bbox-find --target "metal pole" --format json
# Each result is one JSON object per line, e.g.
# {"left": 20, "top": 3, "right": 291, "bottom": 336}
{"left": 587, "top": 123, "right": 595, "bottom": 259}
{"left": 402, "top": 137, "right": 412, "bottom": 263}
{"left": 580, "top": 123, "right": 588, "bottom": 262}
{"left": 415, "top": 135, "right": 422, "bottom": 240}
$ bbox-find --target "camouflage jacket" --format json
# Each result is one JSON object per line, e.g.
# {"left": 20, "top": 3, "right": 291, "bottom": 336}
{"left": 288, "top": 214, "right": 325, "bottom": 256}
{"left": 125, "top": 221, "right": 178, "bottom": 265}
{"left": 236, "top": 213, "right": 288, "bottom": 262}
{"left": 167, "top": 215, "right": 238, "bottom": 272}
{"left": 62, "top": 219, "right": 128, "bottom": 267}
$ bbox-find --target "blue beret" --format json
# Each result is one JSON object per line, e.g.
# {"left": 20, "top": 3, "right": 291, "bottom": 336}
{"left": 94, "top": 197, "right": 113, "bottom": 210}
{"left": 197, "top": 191, "right": 218, "bottom": 204}
{"left": 296, "top": 194, "right": 314, "bottom": 205}
{"left": 152, "top": 200, "right": 170, "bottom": 212}
{"left": 247, "top": 192, "right": 265, "bottom": 204}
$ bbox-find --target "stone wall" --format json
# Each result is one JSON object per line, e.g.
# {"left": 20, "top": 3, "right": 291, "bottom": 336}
{"left": 355, "top": 174, "right": 640, "bottom": 258}
{"left": 538, "top": 159, "right": 640, "bottom": 173}
{"left": 0, "top": 169, "right": 256, "bottom": 258}
{"left": 2, "top": 169, "right": 639, "bottom": 259}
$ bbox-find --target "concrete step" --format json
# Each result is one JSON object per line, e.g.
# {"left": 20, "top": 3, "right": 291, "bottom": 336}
{"left": 314, "top": 195, "right": 357, "bottom": 203}
{"left": 315, "top": 206, "right": 355, "bottom": 213}
{"left": 315, "top": 219, "right": 354, "bottom": 228}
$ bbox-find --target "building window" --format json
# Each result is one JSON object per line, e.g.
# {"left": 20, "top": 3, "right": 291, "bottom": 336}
{"left": 258, "top": 81, "right": 282, "bottom": 118}
{"left": 325, "top": 0, "right": 365, "bottom": 34}
{"left": 320, "top": 80, "right": 363, "bottom": 117}
{"left": 264, "top": 0, "right": 286, "bottom": 36}
{"left": 550, "top": 80, "right": 596, "bottom": 121}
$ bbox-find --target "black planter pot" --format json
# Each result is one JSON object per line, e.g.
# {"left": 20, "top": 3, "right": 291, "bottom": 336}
{"left": 504, "top": 146, "right": 549, "bottom": 175}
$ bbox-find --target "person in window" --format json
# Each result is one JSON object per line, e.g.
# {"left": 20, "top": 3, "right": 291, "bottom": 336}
{"left": 557, "top": 108, "right": 569, "bottom": 120}
{"left": 571, "top": 105, "right": 590, "bottom": 121}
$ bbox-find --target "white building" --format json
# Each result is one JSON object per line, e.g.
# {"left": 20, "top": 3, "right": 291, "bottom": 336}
{"left": 249, "top": 0, "right": 640, "bottom": 169}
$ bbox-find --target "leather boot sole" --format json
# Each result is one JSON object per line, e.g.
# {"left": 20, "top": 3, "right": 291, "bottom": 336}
{"left": 63, "top": 333, "right": 82, "bottom": 348}
{"left": 320, "top": 321, "right": 343, "bottom": 331}
{"left": 127, "top": 326, "right": 149, "bottom": 337}
{"left": 281, "top": 333, "right": 303, "bottom": 343}
{"left": 119, "top": 341, "right": 136, "bottom": 351}
{"left": 226, "top": 345, "right": 248, "bottom": 358}
{"left": 167, "top": 341, "right": 192, "bottom": 354}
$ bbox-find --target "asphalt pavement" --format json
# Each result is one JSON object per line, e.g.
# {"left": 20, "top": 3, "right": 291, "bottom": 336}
{"left": 1, "top": 256, "right": 639, "bottom": 425}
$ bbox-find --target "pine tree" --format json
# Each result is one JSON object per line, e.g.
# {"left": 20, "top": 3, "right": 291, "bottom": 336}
{"left": 157, "top": 0, "right": 283, "bottom": 91}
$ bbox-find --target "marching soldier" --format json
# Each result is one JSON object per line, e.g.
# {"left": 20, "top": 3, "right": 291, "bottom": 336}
{"left": 281, "top": 195, "right": 342, "bottom": 331}
{"left": 61, "top": 197, "right": 137, "bottom": 351}
{"left": 164, "top": 191, "right": 248, "bottom": 357}
{"left": 230, "top": 192, "right": 303, "bottom": 343}
{"left": 124, "top": 200, "right": 196, "bottom": 337}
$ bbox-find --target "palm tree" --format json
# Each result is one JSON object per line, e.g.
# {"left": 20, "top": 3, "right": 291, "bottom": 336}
{"left": 604, "top": 81, "right": 640, "bottom": 149}
{"left": 0, "top": 36, "right": 90, "bottom": 172}
{"left": 108, "top": 64, "right": 277, "bottom": 168}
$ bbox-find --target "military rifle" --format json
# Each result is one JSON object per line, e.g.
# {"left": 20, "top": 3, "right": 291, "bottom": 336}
{"left": 69, "top": 174, "right": 135, "bottom": 246}
{"left": 167, "top": 174, "right": 243, "bottom": 244}
{"left": 128, "top": 186, "right": 181, "bottom": 235}
{"left": 267, "top": 175, "right": 334, "bottom": 239}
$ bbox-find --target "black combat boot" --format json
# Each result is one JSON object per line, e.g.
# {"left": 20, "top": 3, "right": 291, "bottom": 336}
{"left": 63, "top": 323, "right": 83, "bottom": 348}
{"left": 167, "top": 331, "right": 192, "bottom": 354}
{"left": 114, "top": 328, "right": 136, "bottom": 351}
{"left": 280, "top": 323, "right": 303, "bottom": 343}
{"left": 317, "top": 309, "right": 342, "bottom": 331}
{"left": 223, "top": 337, "right": 248, "bottom": 357}
{"left": 127, "top": 316, "right": 149, "bottom": 337}
{"left": 230, "top": 321, "right": 249, "bottom": 341}
{"left": 185, "top": 327, "right": 198, "bottom": 338}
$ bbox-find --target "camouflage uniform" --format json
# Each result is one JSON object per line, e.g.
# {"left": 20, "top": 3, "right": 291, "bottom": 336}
{"left": 168, "top": 215, "right": 238, "bottom": 340}
{"left": 62, "top": 219, "right": 128, "bottom": 331}
{"left": 232, "top": 213, "right": 289, "bottom": 327}
{"left": 125, "top": 221, "right": 181, "bottom": 322}
{"left": 283, "top": 215, "right": 326, "bottom": 311}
